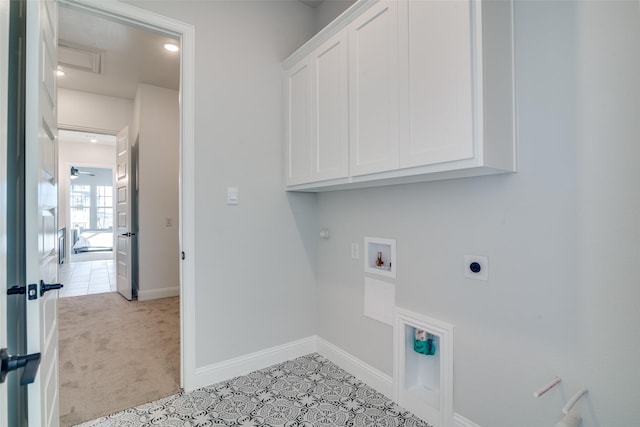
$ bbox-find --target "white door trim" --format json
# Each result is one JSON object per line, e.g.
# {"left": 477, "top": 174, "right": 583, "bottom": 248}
{"left": 60, "top": 0, "right": 196, "bottom": 391}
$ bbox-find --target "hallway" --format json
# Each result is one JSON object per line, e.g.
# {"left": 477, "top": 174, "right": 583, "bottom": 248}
{"left": 58, "top": 293, "right": 180, "bottom": 426}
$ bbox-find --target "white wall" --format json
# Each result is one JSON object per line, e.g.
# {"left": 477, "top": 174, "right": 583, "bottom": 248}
{"left": 122, "top": 0, "right": 319, "bottom": 367}
{"left": 315, "top": 1, "right": 640, "bottom": 426}
{"left": 315, "top": 0, "right": 355, "bottom": 31}
{"left": 58, "top": 88, "right": 133, "bottom": 133}
{"left": 109, "top": 1, "right": 640, "bottom": 425}
{"left": 134, "top": 83, "right": 180, "bottom": 300}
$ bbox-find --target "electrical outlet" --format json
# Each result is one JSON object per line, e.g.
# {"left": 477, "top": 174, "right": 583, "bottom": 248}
{"left": 464, "top": 255, "right": 488, "bottom": 281}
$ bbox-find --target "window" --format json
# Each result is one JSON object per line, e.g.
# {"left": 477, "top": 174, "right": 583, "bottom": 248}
{"left": 69, "top": 171, "right": 113, "bottom": 231}
{"left": 96, "top": 185, "right": 113, "bottom": 229}
{"left": 70, "top": 184, "right": 91, "bottom": 230}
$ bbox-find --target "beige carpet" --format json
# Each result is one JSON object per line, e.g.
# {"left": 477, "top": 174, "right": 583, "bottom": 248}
{"left": 58, "top": 292, "right": 180, "bottom": 427}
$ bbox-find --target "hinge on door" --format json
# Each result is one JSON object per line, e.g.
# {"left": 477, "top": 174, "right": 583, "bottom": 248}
{"left": 181, "top": 251, "right": 185, "bottom": 260}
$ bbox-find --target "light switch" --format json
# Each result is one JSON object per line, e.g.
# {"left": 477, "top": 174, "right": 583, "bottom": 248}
{"left": 351, "top": 243, "right": 360, "bottom": 259}
{"left": 227, "top": 187, "right": 238, "bottom": 205}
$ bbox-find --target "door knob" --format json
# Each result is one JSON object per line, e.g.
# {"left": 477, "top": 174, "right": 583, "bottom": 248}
{"left": 120, "top": 232, "right": 136, "bottom": 237}
{"left": 39, "top": 280, "right": 63, "bottom": 297}
{"left": 0, "top": 348, "right": 41, "bottom": 385}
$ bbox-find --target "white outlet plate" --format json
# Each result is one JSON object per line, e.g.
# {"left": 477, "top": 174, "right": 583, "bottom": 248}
{"left": 351, "top": 243, "right": 360, "bottom": 259}
{"left": 464, "top": 255, "right": 488, "bottom": 281}
{"left": 227, "top": 186, "right": 238, "bottom": 205}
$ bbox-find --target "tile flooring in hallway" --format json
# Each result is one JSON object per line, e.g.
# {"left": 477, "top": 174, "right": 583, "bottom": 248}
{"left": 58, "top": 259, "right": 116, "bottom": 297}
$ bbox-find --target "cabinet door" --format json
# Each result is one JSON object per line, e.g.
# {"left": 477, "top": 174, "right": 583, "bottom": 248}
{"left": 398, "top": 0, "right": 474, "bottom": 168}
{"left": 285, "top": 59, "right": 312, "bottom": 185}
{"left": 312, "top": 32, "right": 349, "bottom": 182}
{"left": 349, "top": 0, "right": 399, "bottom": 176}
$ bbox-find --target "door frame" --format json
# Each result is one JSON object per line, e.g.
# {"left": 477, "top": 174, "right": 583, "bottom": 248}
{"left": 57, "top": 127, "right": 118, "bottom": 264}
{"left": 60, "top": 0, "right": 196, "bottom": 391}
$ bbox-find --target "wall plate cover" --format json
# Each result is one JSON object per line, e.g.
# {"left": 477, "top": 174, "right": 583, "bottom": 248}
{"left": 464, "top": 255, "right": 488, "bottom": 281}
{"left": 364, "top": 277, "right": 395, "bottom": 325}
{"left": 351, "top": 243, "right": 360, "bottom": 259}
{"left": 227, "top": 186, "right": 238, "bottom": 205}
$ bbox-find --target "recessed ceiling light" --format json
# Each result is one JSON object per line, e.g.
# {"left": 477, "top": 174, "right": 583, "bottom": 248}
{"left": 163, "top": 43, "right": 179, "bottom": 52}
{"left": 56, "top": 69, "right": 65, "bottom": 77}
{"left": 89, "top": 137, "right": 98, "bottom": 143}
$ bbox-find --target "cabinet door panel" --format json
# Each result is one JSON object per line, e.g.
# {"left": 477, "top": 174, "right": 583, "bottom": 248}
{"left": 399, "top": 0, "right": 474, "bottom": 168}
{"left": 314, "top": 33, "right": 349, "bottom": 181}
{"left": 285, "top": 61, "right": 312, "bottom": 185}
{"left": 349, "top": 1, "right": 399, "bottom": 176}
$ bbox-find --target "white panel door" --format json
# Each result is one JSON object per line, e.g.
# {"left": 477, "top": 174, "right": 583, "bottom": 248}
{"left": 0, "top": 0, "right": 9, "bottom": 424}
{"left": 116, "top": 127, "right": 133, "bottom": 300}
{"left": 398, "top": 0, "right": 474, "bottom": 168}
{"left": 25, "top": 0, "right": 60, "bottom": 425}
{"left": 312, "top": 31, "right": 349, "bottom": 181}
{"left": 349, "top": 0, "right": 399, "bottom": 176}
{"left": 285, "top": 59, "right": 312, "bottom": 185}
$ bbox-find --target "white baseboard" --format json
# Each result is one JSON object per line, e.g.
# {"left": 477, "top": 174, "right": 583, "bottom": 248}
{"left": 315, "top": 336, "right": 394, "bottom": 398}
{"left": 190, "top": 336, "right": 317, "bottom": 391}
{"left": 137, "top": 286, "right": 179, "bottom": 301}
{"left": 453, "top": 413, "right": 481, "bottom": 427}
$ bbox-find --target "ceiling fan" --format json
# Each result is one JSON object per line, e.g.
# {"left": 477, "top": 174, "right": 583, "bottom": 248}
{"left": 70, "top": 166, "right": 95, "bottom": 179}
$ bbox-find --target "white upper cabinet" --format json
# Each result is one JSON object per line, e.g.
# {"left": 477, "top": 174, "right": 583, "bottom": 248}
{"left": 285, "top": 32, "right": 349, "bottom": 186}
{"left": 398, "top": 0, "right": 515, "bottom": 174}
{"left": 398, "top": 0, "right": 474, "bottom": 168}
{"left": 313, "top": 32, "right": 349, "bottom": 182}
{"left": 283, "top": 0, "right": 515, "bottom": 191}
{"left": 348, "top": 1, "right": 399, "bottom": 176}
{"left": 285, "top": 59, "right": 312, "bottom": 186}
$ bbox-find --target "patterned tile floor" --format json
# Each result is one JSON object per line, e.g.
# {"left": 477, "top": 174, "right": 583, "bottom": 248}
{"left": 77, "top": 353, "right": 432, "bottom": 427}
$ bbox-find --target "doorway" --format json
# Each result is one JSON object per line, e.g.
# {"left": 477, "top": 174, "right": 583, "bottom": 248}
{"left": 2, "top": 0, "right": 194, "bottom": 424}
{"left": 68, "top": 165, "right": 114, "bottom": 262}
{"left": 57, "top": 130, "right": 117, "bottom": 299}
{"left": 56, "top": 1, "right": 186, "bottom": 424}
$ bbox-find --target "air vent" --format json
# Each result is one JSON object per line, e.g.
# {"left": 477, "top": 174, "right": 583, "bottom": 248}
{"left": 58, "top": 39, "right": 103, "bottom": 74}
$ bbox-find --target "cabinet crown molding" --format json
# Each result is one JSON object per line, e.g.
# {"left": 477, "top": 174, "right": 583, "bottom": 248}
{"left": 283, "top": 0, "right": 379, "bottom": 69}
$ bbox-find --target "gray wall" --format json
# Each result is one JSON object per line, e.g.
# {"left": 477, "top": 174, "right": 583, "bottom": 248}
{"left": 116, "top": 0, "right": 640, "bottom": 425}
{"left": 134, "top": 83, "right": 180, "bottom": 299}
{"left": 58, "top": 88, "right": 133, "bottom": 133}
{"left": 123, "top": 0, "right": 319, "bottom": 366}
{"left": 315, "top": 0, "right": 356, "bottom": 31}
{"left": 316, "top": 1, "right": 640, "bottom": 426}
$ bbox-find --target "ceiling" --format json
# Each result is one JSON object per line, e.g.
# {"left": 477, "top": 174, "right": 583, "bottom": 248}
{"left": 57, "top": 5, "right": 180, "bottom": 99}
{"left": 57, "top": 1, "right": 324, "bottom": 100}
